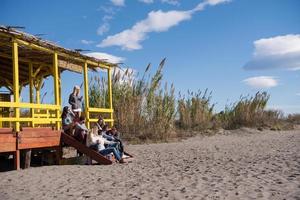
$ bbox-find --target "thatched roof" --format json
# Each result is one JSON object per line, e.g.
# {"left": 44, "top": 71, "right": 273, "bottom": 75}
{"left": 0, "top": 26, "right": 117, "bottom": 88}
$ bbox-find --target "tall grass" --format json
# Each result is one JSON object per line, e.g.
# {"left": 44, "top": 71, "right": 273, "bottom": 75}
{"left": 218, "top": 92, "right": 283, "bottom": 129}
{"left": 89, "top": 59, "right": 176, "bottom": 142}
{"left": 177, "top": 89, "right": 215, "bottom": 131}
{"left": 89, "top": 59, "right": 294, "bottom": 142}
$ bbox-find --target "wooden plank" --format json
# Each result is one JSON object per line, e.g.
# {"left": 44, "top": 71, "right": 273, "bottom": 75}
{"left": 0, "top": 134, "right": 15, "bottom": 138}
{"left": 18, "top": 141, "right": 60, "bottom": 149}
{"left": 0, "top": 128, "right": 13, "bottom": 134}
{"left": 0, "top": 137, "right": 16, "bottom": 143}
{"left": 61, "top": 132, "right": 112, "bottom": 165}
{"left": 19, "top": 137, "right": 60, "bottom": 144}
{"left": 21, "top": 127, "right": 53, "bottom": 132}
{"left": 20, "top": 131, "right": 60, "bottom": 138}
{"left": 0, "top": 129, "right": 16, "bottom": 152}
{"left": 0, "top": 143, "right": 16, "bottom": 152}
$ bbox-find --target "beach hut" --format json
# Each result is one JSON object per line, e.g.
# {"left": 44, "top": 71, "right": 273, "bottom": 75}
{"left": 0, "top": 26, "right": 116, "bottom": 170}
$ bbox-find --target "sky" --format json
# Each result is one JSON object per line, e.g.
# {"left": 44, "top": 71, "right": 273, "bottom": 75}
{"left": 1, "top": 0, "right": 300, "bottom": 114}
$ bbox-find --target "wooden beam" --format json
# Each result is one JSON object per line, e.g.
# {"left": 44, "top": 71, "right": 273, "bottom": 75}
{"left": 83, "top": 62, "right": 90, "bottom": 129}
{"left": 53, "top": 52, "right": 60, "bottom": 130}
{"left": 12, "top": 40, "right": 20, "bottom": 133}
{"left": 108, "top": 68, "right": 114, "bottom": 127}
{"left": 58, "top": 59, "right": 82, "bottom": 73}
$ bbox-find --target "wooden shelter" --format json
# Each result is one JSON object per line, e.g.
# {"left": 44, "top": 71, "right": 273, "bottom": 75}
{"left": 0, "top": 26, "right": 116, "bottom": 170}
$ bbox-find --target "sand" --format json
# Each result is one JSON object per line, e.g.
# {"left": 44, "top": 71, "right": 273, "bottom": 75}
{"left": 0, "top": 128, "right": 300, "bottom": 200}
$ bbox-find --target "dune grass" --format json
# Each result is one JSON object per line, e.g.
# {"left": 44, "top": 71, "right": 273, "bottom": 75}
{"left": 89, "top": 59, "right": 294, "bottom": 142}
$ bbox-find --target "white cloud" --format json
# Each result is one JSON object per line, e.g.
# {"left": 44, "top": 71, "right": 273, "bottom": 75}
{"left": 80, "top": 40, "right": 94, "bottom": 45}
{"left": 161, "top": 0, "right": 180, "bottom": 6}
{"left": 111, "top": 0, "right": 125, "bottom": 6}
{"left": 97, "top": 23, "right": 110, "bottom": 35}
{"left": 243, "top": 76, "right": 278, "bottom": 89}
{"left": 244, "top": 34, "right": 300, "bottom": 71}
{"left": 85, "top": 52, "right": 125, "bottom": 64}
{"left": 296, "top": 93, "right": 300, "bottom": 96}
{"left": 193, "top": 0, "right": 231, "bottom": 12}
{"left": 99, "top": 0, "right": 229, "bottom": 50}
{"left": 139, "top": 0, "right": 154, "bottom": 3}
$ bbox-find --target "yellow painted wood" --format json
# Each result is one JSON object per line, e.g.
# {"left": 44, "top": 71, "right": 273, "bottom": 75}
{"left": 108, "top": 68, "right": 114, "bottom": 126}
{"left": 35, "top": 77, "right": 43, "bottom": 104}
{"left": 0, "top": 36, "right": 115, "bottom": 129}
{"left": 53, "top": 52, "right": 61, "bottom": 130}
{"left": 83, "top": 62, "right": 90, "bottom": 129}
{"left": 0, "top": 117, "right": 60, "bottom": 123}
{"left": 58, "top": 68, "right": 62, "bottom": 105}
{"left": 33, "top": 65, "right": 43, "bottom": 78}
{"left": 15, "top": 38, "right": 111, "bottom": 69}
{"left": 88, "top": 107, "right": 113, "bottom": 113}
{"left": 0, "top": 102, "right": 60, "bottom": 109}
{"left": 12, "top": 40, "right": 20, "bottom": 132}
{"left": 15, "top": 38, "right": 53, "bottom": 53}
{"left": 89, "top": 118, "right": 114, "bottom": 123}
{"left": 29, "top": 63, "right": 34, "bottom": 127}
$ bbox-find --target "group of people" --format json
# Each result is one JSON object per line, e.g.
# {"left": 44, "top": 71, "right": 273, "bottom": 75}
{"left": 61, "top": 85, "right": 126, "bottom": 164}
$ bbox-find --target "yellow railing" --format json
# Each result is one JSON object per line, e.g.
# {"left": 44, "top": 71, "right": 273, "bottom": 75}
{"left": 87, "top": 107, "right": 114, "bottom": 125}
{"left": 0, "top": 102, "right": 114, "bottom": 127}
{"left": 0, "top": 102, "right": 61, "bottom": 125}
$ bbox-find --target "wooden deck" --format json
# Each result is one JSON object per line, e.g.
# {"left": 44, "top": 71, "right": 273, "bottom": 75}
{"left": 0, "top": 127, "right": 61, "bottom": 170}
{"left": 0, "top": 128, "right": 121, "bottom": 170}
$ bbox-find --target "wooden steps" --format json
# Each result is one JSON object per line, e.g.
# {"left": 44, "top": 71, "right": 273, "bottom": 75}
{"left": 61, "top": 132, "right": 112, "bottom": 165}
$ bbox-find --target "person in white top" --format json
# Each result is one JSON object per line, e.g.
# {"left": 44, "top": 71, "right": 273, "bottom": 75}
{"left": 87, "top": 126, "right": 125, "bottom": 163}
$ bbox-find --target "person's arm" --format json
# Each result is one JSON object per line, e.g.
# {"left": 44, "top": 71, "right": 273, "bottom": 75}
{"left": 103, "top": 137, "right": 115, "bottom": 145}
{"left": 102, "top": 132, "right": 114, "bottom": 141}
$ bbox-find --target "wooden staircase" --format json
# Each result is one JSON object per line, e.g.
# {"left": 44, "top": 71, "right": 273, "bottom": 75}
{"left": 60, "top": 132, "right": 112, "bottom": 165}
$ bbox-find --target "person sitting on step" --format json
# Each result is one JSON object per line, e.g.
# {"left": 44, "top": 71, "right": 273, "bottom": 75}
{"left": 86, "top": 126, "right": 125, "bottom": 164}
{"left": 61, "top": 106, "right": 75, "bottom": 135}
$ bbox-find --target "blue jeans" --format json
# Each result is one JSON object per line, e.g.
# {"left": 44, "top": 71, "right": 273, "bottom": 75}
{"left": 106, "top": 142, "right": 123, "bottom": 157}
{"left": 99, "top": 147, "right": 121, "bottom": 161}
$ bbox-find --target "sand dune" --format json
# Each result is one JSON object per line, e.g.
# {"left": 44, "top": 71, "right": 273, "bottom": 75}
{"left": 0, "top": 129, "right": 299, "bottom": 200}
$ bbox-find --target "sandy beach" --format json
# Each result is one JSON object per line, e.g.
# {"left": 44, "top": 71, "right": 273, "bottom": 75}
{"left": 0, "top": 128, "right": 299, "bottom": 200}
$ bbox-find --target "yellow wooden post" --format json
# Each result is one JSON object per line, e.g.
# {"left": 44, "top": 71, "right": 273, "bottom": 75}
{"left": 35, "top": 78, "right": 43, "bottom": 126}
{"left": 107, "top": 67, "right": 113, "bottom": 127}
{"left": 58, "top": 68, "right": 62, "bottom": 106}
{"left": 83, "top": 62, "right": 90, "bottom": 129}
{"left": 12, "top": 40, "right": 20, "bottom": 132}
{"left": 36, "top": 78, "right": 42, "bottom": 104}
{"left": 53, "top": 52, "right": 61, "bottom": 130}
{"left": 29, "top": 63, "right": 34, "bottom": 127}
{"left": 12, "top": 40, "right": 20, "bottom": 170}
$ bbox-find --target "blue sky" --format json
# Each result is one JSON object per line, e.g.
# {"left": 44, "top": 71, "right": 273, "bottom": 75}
{"left": 1, "top": 0, "right": 300, "bottom": 113}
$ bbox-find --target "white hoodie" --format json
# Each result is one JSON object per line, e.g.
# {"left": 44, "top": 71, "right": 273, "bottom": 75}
{"left": 86, "top": 132, "right": 114, "bottom": 151}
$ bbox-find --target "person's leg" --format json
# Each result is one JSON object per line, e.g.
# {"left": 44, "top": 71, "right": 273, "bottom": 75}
{"left": 107, "top": 142, "right": 123, "bottom": 157}
{"left": 99, "top": 147, "right": 121, "bottom": 161}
